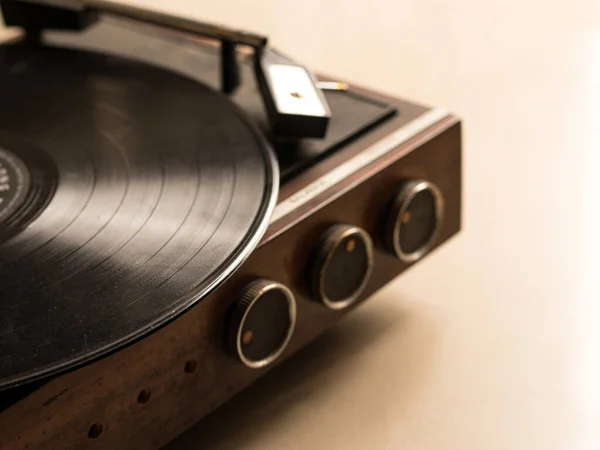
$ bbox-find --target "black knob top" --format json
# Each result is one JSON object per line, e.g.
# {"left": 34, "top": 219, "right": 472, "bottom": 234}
{"left": 384, "top": 180, "right": 444, "bottom": 262}
{"left": 309, "top": 224, "right": 374, "bottom": 310}
{"left": 227, "top": 279, "right": 296, "bottom": 369}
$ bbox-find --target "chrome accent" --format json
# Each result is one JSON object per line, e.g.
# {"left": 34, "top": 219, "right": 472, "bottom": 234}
{"left": 316, "top": 81, "right": 350, "bottom": 91}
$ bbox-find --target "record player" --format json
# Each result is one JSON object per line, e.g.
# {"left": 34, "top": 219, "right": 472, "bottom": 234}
{"left": 0, "top": 1, "right": 462, "bottom": 448}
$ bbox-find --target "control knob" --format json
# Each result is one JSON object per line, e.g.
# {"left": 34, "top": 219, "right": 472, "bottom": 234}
{"left": 227, "top": 279, "right": 296, "bottom": 369}
{"left": 309, "top": 224, "right": 374, "bottom": 310}
{"left": 384, "top": 180, "right": 444, "bottom": 262}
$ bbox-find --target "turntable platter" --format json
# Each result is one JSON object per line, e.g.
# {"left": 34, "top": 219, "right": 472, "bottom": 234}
{"left": 0, "top": 42, "right": 278, "bottom": 389}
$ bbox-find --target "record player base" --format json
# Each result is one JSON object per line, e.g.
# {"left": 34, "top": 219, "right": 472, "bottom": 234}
{"left": 0, "top": 103, "right": 461, "bottom": 450}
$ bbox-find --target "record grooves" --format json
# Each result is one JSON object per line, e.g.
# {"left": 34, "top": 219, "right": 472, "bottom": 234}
{"left": 0, "top": 42, "right": 278, "bottom": 389}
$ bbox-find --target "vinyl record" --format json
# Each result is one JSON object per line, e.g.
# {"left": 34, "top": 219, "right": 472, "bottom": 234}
{"left": 0, "top": 41, "right": 278, "bottom": 389}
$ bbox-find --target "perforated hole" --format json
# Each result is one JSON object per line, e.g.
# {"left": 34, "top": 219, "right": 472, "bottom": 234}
{"left": 137, "top": 389, "right": 151, "bottom": 404}
{"left": 184, "top": 360, "right": 197, "bottom": 374}
{"left": 88, "top": 423, "right": 103, "bottom": 439}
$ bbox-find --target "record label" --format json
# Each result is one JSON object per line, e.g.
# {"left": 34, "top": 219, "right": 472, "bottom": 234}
{"left": 0, "top": 146, "right": 30, "bottom": 222}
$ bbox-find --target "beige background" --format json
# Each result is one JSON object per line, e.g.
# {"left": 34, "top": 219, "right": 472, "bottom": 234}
{"left": 3, "top": 1, "right": 600, "bottom": 449}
